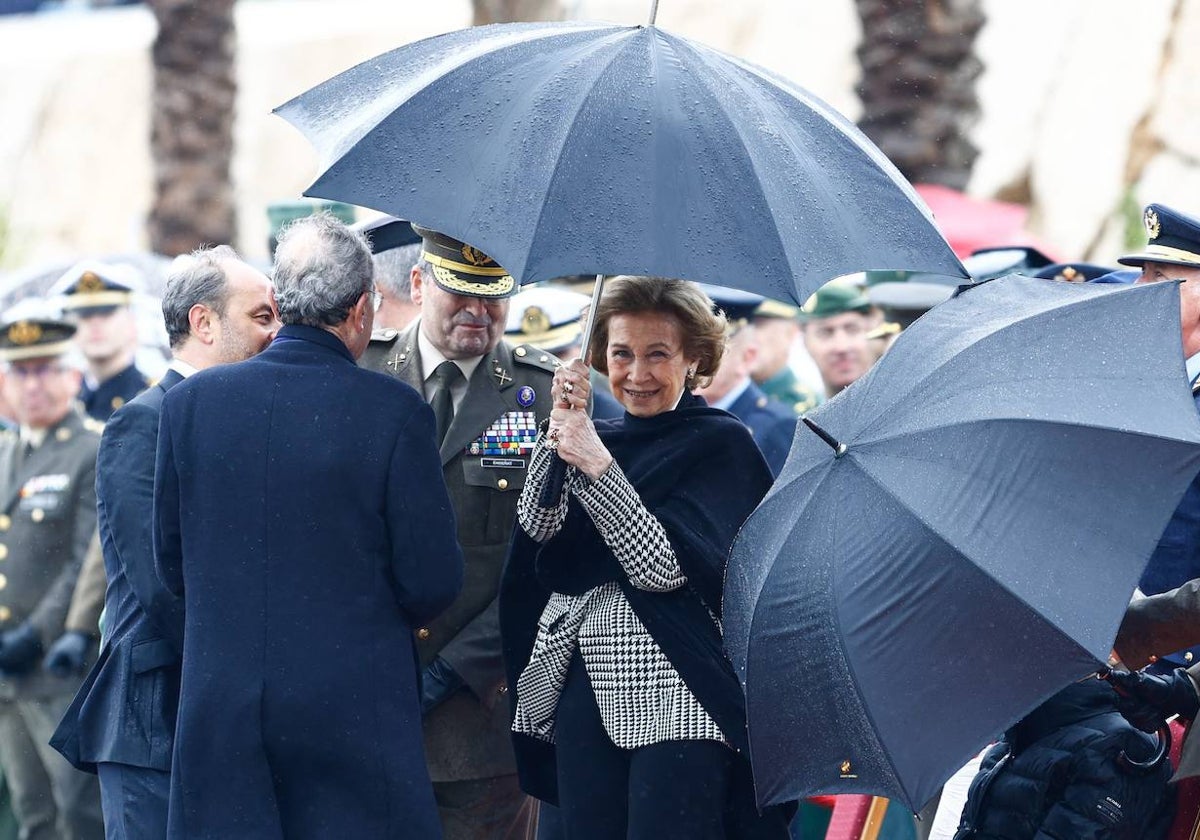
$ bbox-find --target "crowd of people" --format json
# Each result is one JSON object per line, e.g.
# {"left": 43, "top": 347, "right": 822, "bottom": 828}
{"left": 0, "top": 200, "right": 1197, "bottom": 840}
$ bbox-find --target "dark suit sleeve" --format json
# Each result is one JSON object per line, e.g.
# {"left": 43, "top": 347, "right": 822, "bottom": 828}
{"left": 152, "top": 399, "right": 185, "bottom": 618}
{"left": 28, "top": 445, "right": 97, "bottom": 641}
{"left": 386, "top": 400, "right": 463, "bottom": 627}
{"left": 101, "top": 403, "right": 184, "bottom": 650}
{"left": 1116, "top": 579, "right": 1200, "bottom": 669}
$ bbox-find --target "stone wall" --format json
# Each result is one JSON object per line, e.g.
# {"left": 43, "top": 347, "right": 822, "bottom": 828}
{"left": 0, "top": 0, "right": 1196, "bottom": 270}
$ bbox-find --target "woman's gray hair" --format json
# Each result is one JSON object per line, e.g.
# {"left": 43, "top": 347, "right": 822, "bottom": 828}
{"left": 162, "top": 244, "right": 240, "bottom": 349}
{"left": 273, "top": 213, "right": 374, "bottom": 327}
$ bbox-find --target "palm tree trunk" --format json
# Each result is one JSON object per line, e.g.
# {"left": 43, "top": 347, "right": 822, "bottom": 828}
{"left": 146, "top": 0, "right": 237, "bottom": 256}
{"left": 854, "top": 0, "right": 985, "bottom": 190}
{"left": 472, "top": 0, "right": 566, "bottom": 25}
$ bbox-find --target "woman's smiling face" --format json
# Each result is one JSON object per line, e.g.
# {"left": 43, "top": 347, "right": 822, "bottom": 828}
{"left": 605, "top": 311, "right": 698, "bottom": 418}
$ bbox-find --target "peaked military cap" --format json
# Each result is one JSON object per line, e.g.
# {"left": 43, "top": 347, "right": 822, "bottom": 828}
{"left": 412, "top": 223, "right": 516, "bottom": 299}
{"left": 799, "top": 283, "right": 872, "bottom": 321}
{"left": 55, "top": 260, "right": 138, "bottom": 312}
{"left": 0, "top": 314, "right": 76, "bottom": 362}
{"left": 1119, "top": 204, "right": 1200, "bottom": 269}
{"left": 356, "top": 215, "right": 422, "bottom": 254}
{"left": 1031, "top": 262, "right": 1115, "bottom": 283}
{"left": 964, "top": 246, "right": 1055, "bottom": 281}
{"left": 752, "top": 298, "right": 802, "bottom": 321}
{"left": 698, "top": 284, "right": 765, "bottom": 329}
{"left": 505, "top": 286, "right": 589, "bottom": 354}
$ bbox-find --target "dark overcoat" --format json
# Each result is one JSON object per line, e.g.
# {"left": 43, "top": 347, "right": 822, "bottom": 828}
{"left": 360, "top": 321, "right": 557, "bottom": 781}
{"left": 51, "top": 369, "right": 186, "bottom": 774}
{"left": 726, "top": 380, "right": 798, "bottom": 477}
{"left": 155, "top": 326, "right": 463, "bottom": 839}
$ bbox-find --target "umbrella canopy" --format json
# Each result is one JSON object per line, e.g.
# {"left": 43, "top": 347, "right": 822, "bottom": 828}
{"left": 723, "top": 275, "right": 1200, "bottom": 812}
{"left": 274, "top": 21, "right": 966, "bottom": 304}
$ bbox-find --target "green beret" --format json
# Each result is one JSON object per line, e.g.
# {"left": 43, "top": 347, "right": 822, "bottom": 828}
{"left": 799, "top": 284, "right": 872, "bottom": 321}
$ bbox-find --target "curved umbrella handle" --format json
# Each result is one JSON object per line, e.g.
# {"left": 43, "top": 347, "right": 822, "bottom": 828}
{"left": 1117, "top": 722, "right": 1172, "bottom": 774}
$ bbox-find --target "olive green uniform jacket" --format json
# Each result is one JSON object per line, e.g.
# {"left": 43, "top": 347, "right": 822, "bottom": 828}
{"left": 0, "top": 408, "right": 100, "bottom": 699}
{"left": 361, "top": 322, "right": 556, "bottom": 782}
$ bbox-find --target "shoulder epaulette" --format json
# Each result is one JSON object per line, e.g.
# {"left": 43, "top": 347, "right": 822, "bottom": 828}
{"left": 510, "top": 344, "right": 561, "bottom": 375}
{"left": 369, "top": 327, "right": 401, "bottom": 345}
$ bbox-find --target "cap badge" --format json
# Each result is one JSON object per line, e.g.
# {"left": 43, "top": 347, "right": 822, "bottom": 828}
{"left": 461, "top": 244, "right": 495, "bottom": 267}
{"left": 522, "top": 306, "right": 551, "bottom": 336}
{"left": 517, "top": 385, "right": 536, "bottom": 408}
{"left": 78, "top": 271, "right": 106, "bottom": 293}
{"left": 8, "top": 321, "right": 42, "bottom": 346}
{"left": 1145, "top": 207, "right": 1162, "bottom": 240}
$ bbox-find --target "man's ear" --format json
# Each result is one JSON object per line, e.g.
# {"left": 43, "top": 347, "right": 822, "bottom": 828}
{"left": 410, "top": 266, "right": 425, "bottom": 306}
{"left": 188, "top": 304, "right": 216, "bottom": 345}
{"left": 350, "top": 292, "right": 370, "bottom": 331}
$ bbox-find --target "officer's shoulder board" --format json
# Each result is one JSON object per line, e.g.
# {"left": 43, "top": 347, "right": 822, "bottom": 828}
{"left": 510, "top": 344, "right": 560, "bottom": 376}
{"left": 369, "top": 327, "right": 401, "bottom": 346}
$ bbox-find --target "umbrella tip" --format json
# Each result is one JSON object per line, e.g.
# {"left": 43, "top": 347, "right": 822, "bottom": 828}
{"left": 802, "top": 417, "right": 846, "bottom": 456}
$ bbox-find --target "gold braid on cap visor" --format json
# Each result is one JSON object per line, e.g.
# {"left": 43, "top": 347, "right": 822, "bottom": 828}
{"left": 424, "top": 253, "right": 515, "bottom": 297}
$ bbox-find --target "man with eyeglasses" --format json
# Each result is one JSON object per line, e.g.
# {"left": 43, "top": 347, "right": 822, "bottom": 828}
{"left": 799, "top": 283, "right": 880, "bottom": 399}
{"left": 0, "top": 312, "right": 104, "bottom": 839}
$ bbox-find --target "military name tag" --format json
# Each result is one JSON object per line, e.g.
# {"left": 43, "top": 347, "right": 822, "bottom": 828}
{"left": 468, "top": 411, "right": 538, "bottom": 456}
{"left": 480, "top": 457, "right": 526, "bottom": 469}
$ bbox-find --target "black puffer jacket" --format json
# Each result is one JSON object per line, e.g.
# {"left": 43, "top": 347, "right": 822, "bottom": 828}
{"left": 954, "top": 678, "right": 1173, "bottom": 840}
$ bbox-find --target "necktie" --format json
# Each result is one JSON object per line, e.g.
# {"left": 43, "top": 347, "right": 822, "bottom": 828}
{"left": 430, "top": 361, "right": 463, "bottom": 445}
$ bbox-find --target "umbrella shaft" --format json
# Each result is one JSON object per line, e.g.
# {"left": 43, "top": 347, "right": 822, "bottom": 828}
{"left": 580, "top": 273, "right": 604, "bottom": 367}
{"left": 648, "top": 0, "right": 659, "bottom": 24}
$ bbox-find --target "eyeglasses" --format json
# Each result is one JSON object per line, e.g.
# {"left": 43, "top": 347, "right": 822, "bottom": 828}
{"left": 5, "top": 363, "right": 69, "bottom": 380}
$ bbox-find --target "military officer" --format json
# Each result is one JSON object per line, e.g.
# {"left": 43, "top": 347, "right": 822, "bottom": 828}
{"left": 56, "top": 261, "right": 150, "bottom": 421}
{"left": 358, "top": 215, "right": 423, "bottom": 332}
{"left": 0, "top": 313, "right": 104, "bottom": 840}
{"left": 360, "top": 224, "right": 556, "bottom": 840}
{"left": 799, "top": 283, "right": 879, "bottom": 399}
{"left": 749, "top": 298, "right": 822, "bottom": 415}
{"left": 697, "top": 286, "right": 796, "bottom": 476}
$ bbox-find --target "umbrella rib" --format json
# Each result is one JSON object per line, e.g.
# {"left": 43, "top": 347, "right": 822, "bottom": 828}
{"left": 657, "top": 35, "right": 795, "bottom": 298}
{"left": 526, "top": 34, "right": 642, "bottom": 258}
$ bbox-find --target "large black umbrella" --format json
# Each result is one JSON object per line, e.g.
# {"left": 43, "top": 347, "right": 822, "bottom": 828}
{"left": 723, "top": 275, "right": 1200, "bottom": 812}
{"left": 274, "top": 19, "right": 965, "bottom": 303}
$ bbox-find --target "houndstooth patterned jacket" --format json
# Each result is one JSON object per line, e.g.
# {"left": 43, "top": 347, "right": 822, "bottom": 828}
{"left": 512, "top": 435, "right": 725, "bottom": 750}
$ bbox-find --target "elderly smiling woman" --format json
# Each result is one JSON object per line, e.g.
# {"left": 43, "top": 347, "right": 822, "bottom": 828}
{"left": 500, "top": 276, "right": 792, "bottom": 839}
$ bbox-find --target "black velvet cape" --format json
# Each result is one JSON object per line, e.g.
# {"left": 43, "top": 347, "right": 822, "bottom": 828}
{"left": 499, "top": 392, "right": 793, "bottom": 832}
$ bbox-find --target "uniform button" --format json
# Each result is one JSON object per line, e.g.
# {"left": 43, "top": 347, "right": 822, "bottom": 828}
{"left": 1188, "top": 652, "right": 1195, "bottom": 663}
{"left": 416, "top": 628, "right": 430, "bottom": 640}
{"left": 0, "top": 575, "right": 8, "bottom": 591}
{"left": 515, "top": 347, "right": 527, "bottom": 357}
{"left": 0, "top": 515, "right": 9, "bottom": 531}
{"left": 111, "top": 396, "right": 125, "bottom": 411}
{"left": 0, "top": 545, "right": 7, "bottom": 560}
{"left": 31, "top": 509, "right": 44, "bottom": 523}
{"left": 56, "top": 427, "right": 72, "bottom": 442}
{"left": 498, "top": 478, "right": 509, "bottom": 490}
{"left": 0, "top": 606, "right": 9, "bottom": 622}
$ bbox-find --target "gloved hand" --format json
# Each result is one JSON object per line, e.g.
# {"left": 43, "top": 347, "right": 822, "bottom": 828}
{"left": 1106, "top": 667, "right": 1200, "bottom": 733}
{"left": 0, "top": 624, "right": 44, "bottom": 675}
{"left": 42, "top": 630, "right": 95, "bottom": 678}
{"left": 421, "top": 656, "right": 465, "bottom": 717}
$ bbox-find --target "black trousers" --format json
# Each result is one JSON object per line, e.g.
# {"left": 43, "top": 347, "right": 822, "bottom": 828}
{"left": 554, "top": 655, "right": 734, "bottom": 840}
